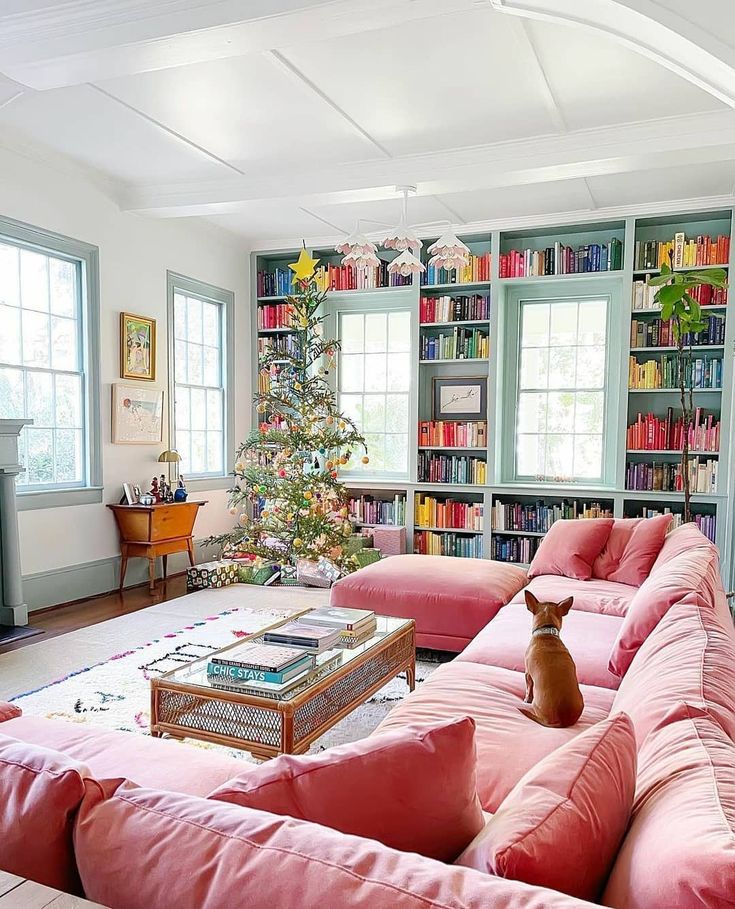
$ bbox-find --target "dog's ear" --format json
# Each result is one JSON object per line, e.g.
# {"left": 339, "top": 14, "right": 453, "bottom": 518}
{"left": 557, "top": 596, "right": 574, "bottom": 616}
{"left": 525, "top": 590, "right": 539, "bottom": 614}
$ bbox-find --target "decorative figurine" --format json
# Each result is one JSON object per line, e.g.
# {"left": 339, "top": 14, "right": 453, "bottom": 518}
{"left": 174, "top": 474, "right": 188, "bottom": 502}
{"left": 150, "top": 476, "right": 160, "bottom": 503}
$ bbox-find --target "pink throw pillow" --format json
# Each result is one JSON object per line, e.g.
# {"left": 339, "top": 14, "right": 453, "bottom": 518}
{"left": 209, "top": 716, "right": 484, "bottom": 862}
{"left": 592, "top": 515, "right": 672, "bottom": 586}
{"left": 456, "top": 712, "right": 636, "bottom": 901}
{"left": 0, "top": 733, "right": 89, "bottom": 893}
{"left": 608, "top": 547, "right": 718, "bottom": 678}
{"left": 528, "top": 518, "right": 614, "bottom": 581}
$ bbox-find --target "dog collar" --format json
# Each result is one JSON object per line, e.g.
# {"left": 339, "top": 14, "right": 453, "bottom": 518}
{"left": 532, "top": 625, "right": 560, "bottom": 637}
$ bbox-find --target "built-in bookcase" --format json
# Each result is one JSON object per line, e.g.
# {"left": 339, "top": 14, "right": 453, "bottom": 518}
{"left": 251, "top": 207, "right": 735, "bottom": 582}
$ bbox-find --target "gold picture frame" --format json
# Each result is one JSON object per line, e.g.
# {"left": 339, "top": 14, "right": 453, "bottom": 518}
{"left": 121, "top": 311, "right": 156, "bottom": 381}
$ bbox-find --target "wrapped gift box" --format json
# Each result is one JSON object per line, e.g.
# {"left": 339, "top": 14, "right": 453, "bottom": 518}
{"left": 371, "top": 525, "right": 407, "bottom": 557}
{"left": 186, "top": 560, "right": 239, "bottom": 591}
{"left": 344, "top": 532, "right": 373, "bottom": 557}
{"left": 236, "top": 560, "right": 280, "bottom": 585}
{"left": 355, "top": 547, "right": 381, "bottom": 569}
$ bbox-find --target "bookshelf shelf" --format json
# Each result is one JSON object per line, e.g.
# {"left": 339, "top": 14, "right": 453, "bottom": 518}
{"left": 628, "top": 388, "right": 722, "bottom": 394}
{"left": 417, "top": 446, "right": 488, "bottom": 452}
{"left": 257, "top": 295, "right": 289, "bottom": 302}
{"left": 420, "top": 281, "right": 491, "bottom": 291}
{"left": 629, "top": 346, "right": 725, "bottom": 353}
{"left": 498, "top": 270, "right": 622, "bottom": 285}
{"left": 491, "top": 529, "right": 546, "bottom": 537}
{"left": 420, "top": 320, "right": 490, "bottom": 328}
{"left": 633, "top": 264, "right": 729, "bottom": 276}
{"left": 419, "top": 358, "right": 489, "bottom": 365}
{"left": 414, "top": 526, "right": 483, "bottom": 535}
{"left": 631, "top": 306, "right": 728, "bottom": 315}
{"left": 258, "top": 327, "right": 298, "bottom": 335}
{"left": 626, "top": 449, "right": 720, "bottom": 455}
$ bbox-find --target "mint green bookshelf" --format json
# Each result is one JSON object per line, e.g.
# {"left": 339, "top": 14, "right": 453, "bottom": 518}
{"left": 251, "top": 206, "right": 735, "bottom": 581}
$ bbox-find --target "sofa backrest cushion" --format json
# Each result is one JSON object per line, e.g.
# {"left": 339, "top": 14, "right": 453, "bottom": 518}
{"left": 74, "top": 779, "right": 602, "bottom": 909}
{"left": 611, "top": 596, "right": 735, "bottom": 745}
{"left": 528, "top": 518, "right": 614, "bottom": 581}
{"left": 591, "top": 515, "right": 672, "bottom": 586}
{"left": 209, "top": 716, "right": 484, "bottom": 862}
{"left": 455, "top": 713, "right": 636, "bottom": 902}
{"left": 603, "top": 707, "right": 735, "bottom": 909}
{"left": 608, "top": 545, "right": 719, "bottom": 678}
{"left": 0, "top": 733, "right": 88, "bottom": 894}
{"left": 0, "top": 700, "right": 21, "bottom": 722}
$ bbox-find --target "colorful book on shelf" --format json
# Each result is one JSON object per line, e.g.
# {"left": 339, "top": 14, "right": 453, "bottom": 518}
{"left": 630, "top": 313, "right": 725, "bottom": 348}
{"left": 418, "top": 421, "right": 487, "bottom": 448}
{"left": 263, "top": 622, "right": 341, "bottom": 652}
{"left": 498, "top": 238, "right": 622, "bottom": 278}
{"left": 299, "top": 607, "right": 375, "bottom": 632}
{"left": 419, "top": 293, "right": 489, "bottom": 324}
{"left": 349, "top": 494, "right": 406, "bottom": 526}
{"left": 634, "top": 233, "right": 729, "bottom": 271}
{"left": 414, "top": 494, "right": 484, "bottom": 531}
{"left": 422, "top": 251, "right": 491, "bottom": 286}
{"left": 626, "top": 409, "right": 721, "bottom": 452}
{"left": 632, "top": 278, "right": 727, "bottom": 311}
{"left": 418, "top": 452, "right": 487, "bottom": 484}
{"left": 413, "top": 529, "right": 484, "bottom": 558}
{"left": 628, "top": 355, "right": 722, "bottom": 390}
{"left": 209, "top": 642, "right": 309, "bottom": 673}
{"left": 206, "top": 654, "right": 314, "bottom": 685}
{"left": 491, "top": 499, "right": 613, "bottom": 533}
{"left": 625, "top": 457, "right": 717, "bottom": 494}
{"left": 420, "top": 326, "right": 489, "bottom": 360}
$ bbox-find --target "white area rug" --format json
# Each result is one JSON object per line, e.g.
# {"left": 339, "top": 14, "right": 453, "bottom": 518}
{"left": 8, "top": 593, "right": 438, "bottom": 762}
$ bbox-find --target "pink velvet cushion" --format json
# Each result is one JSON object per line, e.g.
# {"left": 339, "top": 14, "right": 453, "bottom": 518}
{"left": 0, "top": 700, "right": 21, "bottom": 721}
{"left": 209, "top": 716, "right": 484, "bottom": 862}
{"left": 0, "top": 733, "right": 88, "bottom": 894}
{"left": 608, "top": 546, "right": 718, "bottom": 678}
{"left": 456, "top": 713, "right": 636, "bottom": 902}
{"left": 603, "top": 706, "right": 735, "bottom": 909}
{"left": 528, "top": 519, "right": 614, "bottom": 581}
{"left": 75, "top": 779, "right": 602, "bottom": 909}
{"left": 592, "top": 515, "right": 672, "bottom": 586}
{"left": 612, "top": 596, "right": 735, "bottom": 745}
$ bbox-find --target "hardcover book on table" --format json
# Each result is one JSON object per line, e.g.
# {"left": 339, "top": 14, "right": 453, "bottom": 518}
{"left": 206, "top": 654, "right": 314, "bottom": 685}
{"left": 263, "top": 622, "right": 341, "bottom": 652}
{"left": 300, "top": 607, "right": 375, "bottom": 631}
{"left": 210, "top": 642, "right": 308, "bottom": 672}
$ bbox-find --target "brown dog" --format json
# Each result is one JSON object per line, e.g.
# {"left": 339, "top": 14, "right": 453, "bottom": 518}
{"left": 520, "top": 591, "right": 584, "bottom": 727}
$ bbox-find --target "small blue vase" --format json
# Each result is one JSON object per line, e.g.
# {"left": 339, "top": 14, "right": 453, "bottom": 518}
{"left": 174, "top": 487, "right": 188, "bottom": 502}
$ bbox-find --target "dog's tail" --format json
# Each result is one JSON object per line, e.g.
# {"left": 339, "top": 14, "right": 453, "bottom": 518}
{"left": 518, "top": 706, "right": 546, "bottom": 725}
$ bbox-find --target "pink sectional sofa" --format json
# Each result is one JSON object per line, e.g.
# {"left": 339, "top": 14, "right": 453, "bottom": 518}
{"left": 1, "top": 522, "right": 734, "bottom": 908}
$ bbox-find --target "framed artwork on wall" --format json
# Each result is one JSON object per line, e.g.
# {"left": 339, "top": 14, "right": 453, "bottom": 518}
{"left": 432, "top": 376, "right": 488, "bottom": 422}
{"left": 112, "top": 383, "right": 164, "bottom": 444}
{"left": 121, "top": 311, "right": 156, "bottom": 381}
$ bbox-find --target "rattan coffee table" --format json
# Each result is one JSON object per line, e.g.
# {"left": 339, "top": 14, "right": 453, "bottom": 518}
{"left": 150, "top": 613, "right": 416, "bottom": 759}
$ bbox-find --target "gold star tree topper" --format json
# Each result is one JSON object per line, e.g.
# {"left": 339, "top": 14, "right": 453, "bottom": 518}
{"left": 289, "top": 248, "right": 319, "bottom": 282}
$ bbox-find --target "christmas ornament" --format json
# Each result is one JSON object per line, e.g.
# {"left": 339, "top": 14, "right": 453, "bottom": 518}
{"left": 362, "top": 456, "right": 370, "bottom": 464}
{"left": 293, "top": 538, "right": 303, "bottom": 549}
{"left": 304, "top": 490, "right": 313, "bottom": 500}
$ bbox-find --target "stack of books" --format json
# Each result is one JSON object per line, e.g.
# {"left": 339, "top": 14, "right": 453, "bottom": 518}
{"left": 420, "top": 294, "right": 489, "bottom": 323}
{"left": 630, "top": 313, "right": 725, "bottom": 348}
{"left": 349, "top": 493, "right": 406, "bottom": 526}
{"left": 626, "top": 408, "right": 721, "bottom": 452}
{"left": 206, "top": 641, "right": 320, "bottom": 697}
{"left": 420, "top": 326, "right": 489, "bottom": 360}
{"left": 628, "top": 354, "right": 723, "bottom": 390}
{"left": 418, "top": 420, "right": 487, "bottom": 447}
{"left": 298, "top": 607, "right": 377, "bottom": 646}
{"left": 414, "top": 494, "right": 484, "bottom": 530}
{"left": 422, "top": 251, "right": 491, "bottom": 286}
{"left": 499, "top": 238, "right": 622, "bottom": 277}
{"left": 634, "top": 233, "right": 729, "bottom": 271}
{"left": 264, "top": 622, "right": 341, "bottom": 652}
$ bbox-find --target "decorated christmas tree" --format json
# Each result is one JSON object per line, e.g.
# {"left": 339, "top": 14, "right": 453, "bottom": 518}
{"left": 209, "top": 247, "right": 368, "bottom": 574}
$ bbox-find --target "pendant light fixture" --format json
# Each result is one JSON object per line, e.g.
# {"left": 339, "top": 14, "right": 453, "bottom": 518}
{"left": 427, "top": 229, "right": 471, "bottom": 272}
{"left": 386, "top": 186, "right": 424, "bottom": 277}
{"left": 335, "top": 228, "right": 380, "bottom": 271}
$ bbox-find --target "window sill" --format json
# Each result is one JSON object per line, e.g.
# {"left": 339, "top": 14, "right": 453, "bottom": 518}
{"left": 184, "top": 476, "right": 233, "bottom": 492}
{"left": 17, "top": 486, "right": 104, "bottom": 511}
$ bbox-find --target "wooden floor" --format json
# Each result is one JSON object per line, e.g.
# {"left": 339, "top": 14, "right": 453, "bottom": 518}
{"left": 0, "top": 575, "right": 189, "bottom": 655}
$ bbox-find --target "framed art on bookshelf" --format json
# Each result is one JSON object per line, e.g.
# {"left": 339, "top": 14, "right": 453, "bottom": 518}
{"left": 432, "top": 376, "right": 487, "bottom": 421}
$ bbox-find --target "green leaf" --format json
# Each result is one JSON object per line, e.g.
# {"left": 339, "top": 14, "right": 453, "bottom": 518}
{"left": 660, "top": 301, "right": 675, "bottom": 321}
{"left": 659, "top": 263, "right": 673, "bottom": 276}
{"left": 656, "top": 284, "right": 686, "bottom": 305}
{"left": 646, "top": 273, "right": 673, "bottom": 287}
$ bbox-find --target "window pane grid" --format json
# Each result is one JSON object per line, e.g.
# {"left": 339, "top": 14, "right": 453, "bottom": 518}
{"left": 516, "top": 298, "right": 607, "bottom": 483}
{"left": 0, "top": 238, "right": 85, "bottom": 489}
{"left": 173, "top": 292, "right": 225, "bottom": 477}
{"left": 337, "top": 310, "right": 410, "bottom": 476}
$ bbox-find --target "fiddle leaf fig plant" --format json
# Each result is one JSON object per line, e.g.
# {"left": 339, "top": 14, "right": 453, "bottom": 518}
{"left": 646, "top": 263, "right": 728, "bottom": 522}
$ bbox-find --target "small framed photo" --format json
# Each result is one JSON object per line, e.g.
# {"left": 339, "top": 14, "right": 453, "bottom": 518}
{"left": 121, "top": 312, "right": 156, "bottom": 381}
{"left": 122, "top": 483, "right": 138, "bottom": 505}
{"left": 112, "top": 383, "right": 164, "bottom": 444}
{"left": 432, "top": 376, "right": 488, "bottom": 421}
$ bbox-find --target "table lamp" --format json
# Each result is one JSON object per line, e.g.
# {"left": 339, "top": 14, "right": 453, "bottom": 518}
{"left": 158, "top": 449, "right": 181, "bottom": 486}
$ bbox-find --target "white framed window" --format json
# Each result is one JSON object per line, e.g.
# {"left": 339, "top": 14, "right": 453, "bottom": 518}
{"left": 168, "top": 273, "right": 233, "bottom": 480}
{"left": 337, "top": 307, "right": 412, "bottom": 477}
{"left": 0, "top": 218, "right": 101, "bottom": 505}
{"left": 513, "top": 295, "right": 609, "bottom": 483}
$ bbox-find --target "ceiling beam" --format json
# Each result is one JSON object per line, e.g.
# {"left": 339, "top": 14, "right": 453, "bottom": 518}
{"left": 120, "top": 110, "right": 735, "bottom": 216}
{"left": 0, "top": 0, "right": 483, "bottom": 90}
{"left": 489, "top": 0, "right": 735, "bottom": 108}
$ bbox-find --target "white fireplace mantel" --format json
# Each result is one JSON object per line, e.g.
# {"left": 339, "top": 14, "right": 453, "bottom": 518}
{"left": 0, "top": 419, "right": 32, "bottom": 627}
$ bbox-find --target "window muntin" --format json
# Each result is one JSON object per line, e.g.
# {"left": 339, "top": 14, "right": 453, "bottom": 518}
{"left": 338, "top": 309, "right": 411, "bottom": 477}
{"left": 172, "top": 291, "right": 225, "bottom": 477}
{"left": 0, "top": 240, "right": 85, "bottom": 488}
{"left": 515, "top": 297, "right": 608, "bottom": 483}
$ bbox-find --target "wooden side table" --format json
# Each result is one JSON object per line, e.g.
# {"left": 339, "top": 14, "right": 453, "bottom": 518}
{"left": 107, "top": 501, "right": 206, "bottom": 592}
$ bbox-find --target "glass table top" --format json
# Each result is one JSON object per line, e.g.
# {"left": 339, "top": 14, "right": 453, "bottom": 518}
{"left": 160, "top": 613, "right": 413, "bottom": 702}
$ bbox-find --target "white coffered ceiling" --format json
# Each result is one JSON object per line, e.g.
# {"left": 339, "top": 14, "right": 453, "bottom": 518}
{"left": 0, "top": 0, "right": 734, "bottom": 246}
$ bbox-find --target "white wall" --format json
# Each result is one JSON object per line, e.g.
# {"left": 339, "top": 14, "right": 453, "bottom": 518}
{"left": 0, "top": 142, "right": 250, "bottom": 592}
